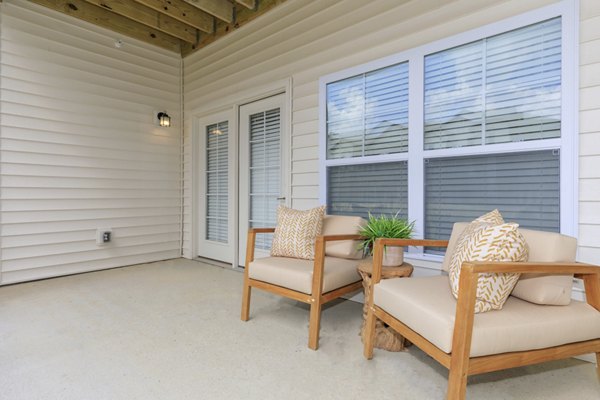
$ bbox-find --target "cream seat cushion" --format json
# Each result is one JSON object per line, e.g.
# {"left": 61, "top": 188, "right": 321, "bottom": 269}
{"left": 249, "top": 256, "right": 361, "bottom": 295}
{"left": 442, "top": 222, "right": 577, "bottom": 305}
{"left": 374, "top": 275, "right": 600, "bottom": 357}
{"left": 322, "top": 215, "right": 367, "bottom": 260}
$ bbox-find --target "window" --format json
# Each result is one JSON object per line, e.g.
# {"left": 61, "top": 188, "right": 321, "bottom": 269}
{"left": 206, "top": 121, "right": 229, "bottom": 243}
{"left": 320, "top": 3, "right": 576, "bottom": 261}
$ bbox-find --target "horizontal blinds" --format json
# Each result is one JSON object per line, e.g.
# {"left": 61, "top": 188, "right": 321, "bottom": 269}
{"left": 206, "top": 121, "right": 229, "bottom": 243}
{"left": 327, "top": 161, "right": 408, "bottom": 219}
{"left": 424, "top": 17, "right": 561, "bottom": 150}
{"left": 327, "top": 63, "right": 408, "bottom": 159}
{"left": 249, "top": 108, "right": 281, "bottom": 250}
{"left": 424, "top": 41, "right": 483, "bottom": 150}
{"left": 485, "top": 17, "right": 561, "bottom": 143}
{"left": 424, "top": 150, "right": 560, "bottom": 253}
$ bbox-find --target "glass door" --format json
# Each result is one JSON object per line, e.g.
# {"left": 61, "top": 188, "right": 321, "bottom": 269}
{"left": 238, "top": 94, "right": 287, "bottom": 264}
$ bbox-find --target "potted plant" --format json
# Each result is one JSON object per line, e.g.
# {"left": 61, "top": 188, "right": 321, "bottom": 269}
{"left": 358, "top": 212, "right": 415, "bottom": 266}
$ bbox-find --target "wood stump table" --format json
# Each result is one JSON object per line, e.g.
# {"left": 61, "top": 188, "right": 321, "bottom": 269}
{"left": 358, "top": 258, "right": 413, "bottom": 352}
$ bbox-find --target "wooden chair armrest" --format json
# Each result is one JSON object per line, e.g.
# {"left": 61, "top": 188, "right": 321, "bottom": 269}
{"left": 248, "top": 227, "right": 276, "bottom": 234}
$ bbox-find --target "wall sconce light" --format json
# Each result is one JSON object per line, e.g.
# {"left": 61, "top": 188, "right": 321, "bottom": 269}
{"left": 157, "top": 112, "right": 171, "bottom": 127}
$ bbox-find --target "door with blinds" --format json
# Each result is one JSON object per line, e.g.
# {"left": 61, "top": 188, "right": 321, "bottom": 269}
{"left": 238, "top": 94, "right": 287, "bottom": 264}
{"left": 197, "top": 111, "right": 234, "bottom": 263}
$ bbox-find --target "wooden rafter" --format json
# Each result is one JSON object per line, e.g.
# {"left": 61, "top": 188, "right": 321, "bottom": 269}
{"left": 29, "top": 0, "right": 181, "bottom": 52}
{"left": 182, "top": 0, "right": 233, "bottom": 23}
{"left": 82, "top": 0, "right": 197, "bottom": 43}
{"left": 132, "top": 0, "right": 214, "bottom": 33}
{"left": 181, "top": 0, "right": 287, "bottom": 56}
{"left": 235, "top": 0, "right": 255, "bottom": 9}
{"left": 30, "top": 0, "right": 288, "bottom": 56}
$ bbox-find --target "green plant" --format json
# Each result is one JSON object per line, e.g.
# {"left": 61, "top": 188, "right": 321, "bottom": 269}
{"left": 358, "top": 212, "right": 415, "bottom": 256}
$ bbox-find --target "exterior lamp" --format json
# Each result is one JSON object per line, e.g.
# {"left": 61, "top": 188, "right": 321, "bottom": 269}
{"left": 158, "top": 112, "right": 171, "bottom": 127}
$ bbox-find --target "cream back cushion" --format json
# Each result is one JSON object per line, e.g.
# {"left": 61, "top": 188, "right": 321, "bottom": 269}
{"left": 511, "top": 229, "right": 577, "bottom": 305}
{"left": 442, "top": 222, "right": 576, "bottom": 305}
{"left": 321, "top": 215, "right": 367, "bottom": 260}
{"left": 270, "top": 205, "right": 326, "bottom": 260}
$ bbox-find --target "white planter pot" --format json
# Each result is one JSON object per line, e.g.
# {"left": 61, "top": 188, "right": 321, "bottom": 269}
{"left": 382, "top": 246, "right": 404, "bottom": 266}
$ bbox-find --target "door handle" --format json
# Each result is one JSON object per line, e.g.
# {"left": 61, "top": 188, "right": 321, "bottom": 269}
{"left": 277, "top": 197, "right": 286, "bottom": 200}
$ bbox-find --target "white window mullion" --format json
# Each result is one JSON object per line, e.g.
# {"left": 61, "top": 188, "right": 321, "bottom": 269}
{"left": 408, "top": 55, "right": 424, "bottom": 255}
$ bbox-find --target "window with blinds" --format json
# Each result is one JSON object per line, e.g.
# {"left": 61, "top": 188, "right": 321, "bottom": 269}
{"left": 326, "top": 62, "right": 409, "bottom": 159}
{"left": 249, "top": 108, "right": 281, "bottom": 250}
{"left": 424, "top": 150, "right": 560, "bottom": 253}
{"left": 321, "top": 8, "right": 572, "bottom": 260}
{"left": 206, "top": 121, "right": 228, "bottom": 243}
{"left": 424, "top": 17, "right": 561, "bottom": 150}
{"left": 327, "top": 161, "right": 408, "bottom": 219}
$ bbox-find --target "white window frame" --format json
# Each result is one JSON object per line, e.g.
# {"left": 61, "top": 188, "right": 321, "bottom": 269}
{"left": 318, "top": 0, "right": 578, "bottom": 264}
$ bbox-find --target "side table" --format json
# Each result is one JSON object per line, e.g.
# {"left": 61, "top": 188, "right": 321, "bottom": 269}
{"left": 358, "top": 258, "right": 413, "bottom": 352}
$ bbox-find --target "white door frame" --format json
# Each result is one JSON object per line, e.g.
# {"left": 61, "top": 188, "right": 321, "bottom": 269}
{"left": 190, "top": 78, "right": 292, "bottom": 269}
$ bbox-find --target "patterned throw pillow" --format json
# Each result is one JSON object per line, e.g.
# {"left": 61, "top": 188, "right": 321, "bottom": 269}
{"left": 448, "top": 209, "right": 505, "bottom": 289}
{"left": 270, "top": 205, "right": 326, "bottom": 260}
{"left": 449, "top": 222, "right": 529, "bottom": 313}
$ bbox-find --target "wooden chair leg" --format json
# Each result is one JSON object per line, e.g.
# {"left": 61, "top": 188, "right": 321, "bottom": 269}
{"left": 596, "top": 353, "right": 600, "bottom": 380}
{"left": 241, "top": 279, "right": 251, "bottom": 321}
{"left": 308, "top": 300, "right": 322, "bottom": 350}
{"left": 447, "top": 361, "right": 469, "bottom": 400}
{"left": 363, "top": 306, "right": 377, "bottom": 359}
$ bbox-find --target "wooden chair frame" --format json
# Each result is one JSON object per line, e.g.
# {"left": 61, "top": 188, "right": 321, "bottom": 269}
{"left": 241, "top": 227, "right": 366, "bottom": 350}
{"left": 363, "top": 238, "right": 600, "bottom": 400}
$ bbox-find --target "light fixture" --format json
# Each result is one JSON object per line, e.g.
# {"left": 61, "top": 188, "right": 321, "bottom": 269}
{"left": 157, "top": 112, "right": 171, "bottom": 127}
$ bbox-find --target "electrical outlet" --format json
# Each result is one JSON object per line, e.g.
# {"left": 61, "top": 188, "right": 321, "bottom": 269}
{"left": 96, "top": 228, "right": 112, "bottom": 245}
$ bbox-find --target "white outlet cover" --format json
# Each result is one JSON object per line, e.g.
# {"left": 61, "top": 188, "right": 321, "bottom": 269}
{"left": 96, "top": 228, "right": 112, "bottom": 245}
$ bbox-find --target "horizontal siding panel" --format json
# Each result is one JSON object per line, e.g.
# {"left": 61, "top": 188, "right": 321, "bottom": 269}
{"left": 292, "top": 172, "right": 319, "bottom": 186}
{"left": 1, "top": 251, "right": 180, "bottom": 285}
{"left": 291, "top": 185, "right": 319, "bottom": 199}
{"left": 579, "top": 156, "right": 600, "bottom": 178}
{"left": 1, "top": 197, "right": 180, "bottom": 212}
{"left": 0, "top": 0, "right": 182, "bottom": 283}
{"left": 579, "top": 133, "right": 600, "bottom": 156}
{"left": 2, "top": 233, "right": 181, "bottom": 261}
{"left": 2, "top": 224, "right": 181, "bottom": 248}
{"left": 1, "top": 188, "right": 180, "bottom": 200}
{"left": 2, "top": 215, "right": 180, "bottom": 236}
{"left": 580, "top": 109, "right": 600, "bottom": 133}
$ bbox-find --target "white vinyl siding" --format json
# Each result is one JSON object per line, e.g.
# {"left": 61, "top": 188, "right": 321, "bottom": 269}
{"left": 0, "top": 0, "right": 182, "bottom": 284}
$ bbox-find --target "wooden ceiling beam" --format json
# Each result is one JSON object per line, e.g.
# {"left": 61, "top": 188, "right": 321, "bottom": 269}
{"left": 181, "top": 0, "right": 286, "bottom": 57}
{"left": 235, "top": 0, "right": 255, "bottom": 9}
{"left": 29, "top": 0, "right": 181, "bottom": 52}
{"left": 182, "top": 0, "right": 233, "bottom": 23}
{"left": 132, "top": 0, "right": 214, "bottom": 33}
{"left": 82, "top": 0, "right": 197, "bottom": 43}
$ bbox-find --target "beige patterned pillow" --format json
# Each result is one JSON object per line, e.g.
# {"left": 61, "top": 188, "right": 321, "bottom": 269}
{"left": 270, "top": 205, "right": 326, "bottom": 260}
{"left": 449, "top": 222, "right": 529, "bottom": 313}
{"left": 448, "top": 209, "right": 505, "bottom": 285}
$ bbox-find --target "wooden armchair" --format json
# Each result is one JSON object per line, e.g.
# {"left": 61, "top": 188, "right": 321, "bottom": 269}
{"left": 241, "top": 215, "right": 367, "bottom": 350}
{"left": 363, "top": 228, "right": 600, "bottom": 400}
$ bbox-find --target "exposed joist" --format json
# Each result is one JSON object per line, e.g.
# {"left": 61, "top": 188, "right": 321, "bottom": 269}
{"left": 182, "top": 0, "right": 233, "bottom": 23}
{"left": 235, "top": 0, "right": 255, "bottom": 9}
{"left": 82, "top": 0, "right": 197, "bottom": 43}
{"left": 29, "top": 0, "right": 181, "bottom": 52}
{"left": 181, "top": 0, "right": 286, "bottom": 57}
{"left": 132, "top": 0, "right": 214, "bottom": 33}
